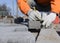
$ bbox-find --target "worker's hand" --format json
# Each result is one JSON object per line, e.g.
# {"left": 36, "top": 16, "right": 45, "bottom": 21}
{"left": 42, "top": 13, "right": 56, "bottom": 27}
{"left": 28, "top": 9, "right": 41, "bottom": 21}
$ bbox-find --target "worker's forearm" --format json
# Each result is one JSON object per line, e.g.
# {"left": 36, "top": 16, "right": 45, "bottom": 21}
{"left": 51, "top": 0, "right": 60, "bottom": 14}
{"left": 17, "top": 0, "right": 31, "bottom": 15}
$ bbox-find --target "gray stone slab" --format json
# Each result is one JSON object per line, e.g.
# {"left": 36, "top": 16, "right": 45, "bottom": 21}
{"left": 29, "top": 21, "right": 41, "bottom": 29}
{"left": 0, "top": 23, "right": 28, "bottom": 32}
{"left": 36, "top": 29, "right": 60, "bottom": 43}
{"left": 0, "top": 32, "right": 35, "bottom": 43}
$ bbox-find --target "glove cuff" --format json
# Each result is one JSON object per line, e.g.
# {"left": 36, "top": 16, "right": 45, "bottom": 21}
{"left": 27, "top": 9, "right": 33, "bottom": 16}
{"left": 53, "top": 16, "right": 59, "bottom": 24}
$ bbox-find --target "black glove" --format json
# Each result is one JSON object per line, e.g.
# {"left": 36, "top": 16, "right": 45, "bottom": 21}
{"left": 14, "top": 17, "right": 23, "bottom": 24}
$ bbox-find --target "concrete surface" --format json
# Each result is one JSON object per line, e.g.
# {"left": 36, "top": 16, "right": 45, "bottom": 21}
{"left": 0, "top": 23, "right": 28, "bottom": 32}
{"left": 54, "top": 24, "right": 60, "bottom": 31}
{"left": 36, "top": 29, "right": 60, "bottom": 43}
{"left": 32, "top": 32, "right": 38, "bottom": 38}
{"left": 29, "top": 21, "right": 41, "bottom": 29}
{"left": 0, "top": 32, "right": 35, "bottom": 43}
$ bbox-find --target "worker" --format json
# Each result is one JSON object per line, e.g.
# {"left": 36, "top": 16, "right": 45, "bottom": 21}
{"left": 17, "top": 0, "right": 60, "bottom": 27}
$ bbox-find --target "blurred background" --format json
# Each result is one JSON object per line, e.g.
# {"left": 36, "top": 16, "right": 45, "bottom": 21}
{"left": 0, "top": 0, "right": 25, "bottom": 17}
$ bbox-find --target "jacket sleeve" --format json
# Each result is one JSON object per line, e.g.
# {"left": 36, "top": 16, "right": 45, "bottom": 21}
{"left": 17, "top": 0, "right": 31, "bottom": 15}
{"left": 51, "top": 0, "right": 60, "bottom": 14}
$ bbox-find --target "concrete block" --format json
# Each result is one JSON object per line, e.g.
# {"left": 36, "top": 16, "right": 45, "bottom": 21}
{"left": 29, "top": 21, "right": 41, "bottom": 29}
{"left": 36, "top": 29, "right": 60, "bottom": 43}
{"left": 0, "top": 32, "right": 35, "bottom": 43}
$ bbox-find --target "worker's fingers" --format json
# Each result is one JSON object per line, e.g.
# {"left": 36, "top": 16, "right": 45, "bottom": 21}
{"left": 35, "top": 11, "right": 41, "bottom": 20}
{"left": 46, "top": 21, "right": 51, "bottom": 27}
{"left": 42, "top": 16, "right": 48, "bottom": 25}
{"left": 29, "top": 15, "right": 36, "bottom": 21}
{"left": 42, "top": 19, "right": 47, "bottom": 26}
{"left": 42, "top": 12, "right": 47, "bottom": 20}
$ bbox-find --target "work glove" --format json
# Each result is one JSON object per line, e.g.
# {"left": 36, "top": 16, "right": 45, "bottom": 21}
{"left": 28, "top": 9, "right": 41, "bottom": 21}
{"left": 42, "top": 13, "right": 56, "bottom": 27}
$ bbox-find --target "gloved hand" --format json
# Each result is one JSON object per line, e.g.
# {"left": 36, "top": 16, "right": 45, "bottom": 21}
{"left": 28, "top": 9, "right": 41, "bottom": 21}
{"left": 42, "top": 13, "right": 56, "bottom": 27}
